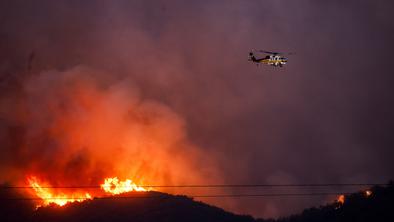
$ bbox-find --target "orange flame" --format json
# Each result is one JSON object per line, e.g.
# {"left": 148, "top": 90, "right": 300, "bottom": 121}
{"left": 101, "top": 177, "right": 147, "bottom": 194}
{"left": 28, "top": 177, "right": 92, "bottom": 207}
{"left": 337, "top": 194, "right": 345, "bottom": 205}
{"left": 28, "top": 176, "right": 147, "bottom": 208}
{"left": 365, "top": 190, "right": 372, "bottom": 197}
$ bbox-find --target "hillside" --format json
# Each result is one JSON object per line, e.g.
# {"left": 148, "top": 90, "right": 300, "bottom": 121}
{"left": 1, "top": 183, "right": 394, "bottom": 222}
{"left": 278, "top": 182, "right": 394, "bottom": 222}
{"left": 0, "top": 189, "right": 258, "bottom": 222}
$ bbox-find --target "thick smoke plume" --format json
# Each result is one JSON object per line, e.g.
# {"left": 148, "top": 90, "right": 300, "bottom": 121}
{"left": 0, "top": 66, "right": 220, "bottom": 188}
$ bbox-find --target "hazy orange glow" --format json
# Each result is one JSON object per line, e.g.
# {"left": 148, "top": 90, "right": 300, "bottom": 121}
{"left": 365, "top": 190, "right": 372, "bottom": 197}
{"left": 28, "top": 177, "right": 92, "bottom": 207}
{"left": 101, "top": 177, "right": 147, "bottom": 194}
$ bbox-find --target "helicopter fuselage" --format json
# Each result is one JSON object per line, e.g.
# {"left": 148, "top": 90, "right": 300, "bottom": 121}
{"left": 250, "top": 54, "right": 287, "bottom": 67}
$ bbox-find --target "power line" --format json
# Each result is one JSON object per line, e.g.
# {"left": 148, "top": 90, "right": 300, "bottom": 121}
{"left": 0, "top": 183, "right": 387, "bottom": 189}
{"left": 192, "top": 192, "right": 353, "bottom": 198}
{"left": 1, "top": 192, "right": 353, "bottom": 201}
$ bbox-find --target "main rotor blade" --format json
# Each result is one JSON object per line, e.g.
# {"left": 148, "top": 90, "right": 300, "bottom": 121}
{"left": 258, "top": 50, "right": 281, "bottom": 55}
{"left": 252, "top": 49, "right": 295, "bottom": 55}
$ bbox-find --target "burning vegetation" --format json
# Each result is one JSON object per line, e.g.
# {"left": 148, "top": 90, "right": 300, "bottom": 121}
{"left": 337, "top": 194, "right": 345, "bottom": 205}
{"left": 28, "top": 176, "right": 147, "bottom": 208}
{"left": 28, "top": 176, "right": 93, "bottom": 207}
{"left": 101, "top": 177, "right": 146, "bottom": 194}
{"left": 336, "top": 189, "right": 373, "bottom": 207}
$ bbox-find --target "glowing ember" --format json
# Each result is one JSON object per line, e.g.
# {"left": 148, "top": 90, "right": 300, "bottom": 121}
{"left": 365, "top": 190, "right": 372, "bottom": 197}
{"left": 28, "top": 177, "right": 92, "bottom": 207}
{"left": 337, "top": 194, "right": 345, "bottom": 205}
{"left": 101, "top": 177, "right": 147, "bottom": 194}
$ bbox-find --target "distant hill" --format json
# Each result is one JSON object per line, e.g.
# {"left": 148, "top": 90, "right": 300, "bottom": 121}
{"left": 1, "top": 182, "right": 393, "bottom": 222}
{"left": 278, "top": 182, "right": 394, "bottom": 222}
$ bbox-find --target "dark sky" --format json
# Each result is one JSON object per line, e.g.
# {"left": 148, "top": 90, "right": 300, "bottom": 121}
{"left": 1, "top": 0, "right": 394, "bottom": 218}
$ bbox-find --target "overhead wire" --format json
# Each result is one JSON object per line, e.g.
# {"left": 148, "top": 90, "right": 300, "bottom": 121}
{"left": 1, "top": 183, "right": 385, "bottom": 201}
{"left": 0, "top": 183, "right": 387, "bottom": 189}
{"left": 1, "top": 192, "right": 354, "bottom": 201}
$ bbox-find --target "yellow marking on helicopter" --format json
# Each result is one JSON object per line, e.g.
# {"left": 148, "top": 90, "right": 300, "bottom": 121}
{"left": 248, "top": 50, "right": 292, "bottom": 67}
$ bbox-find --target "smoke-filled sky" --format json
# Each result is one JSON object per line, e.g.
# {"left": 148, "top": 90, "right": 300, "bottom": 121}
{"left": 1, "top": 0, "right": 394, "bottom": 218}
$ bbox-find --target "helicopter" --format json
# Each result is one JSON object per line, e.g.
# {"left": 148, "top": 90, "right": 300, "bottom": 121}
{"left": 248, "top": 50, "right": 292, "bottom": 67}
